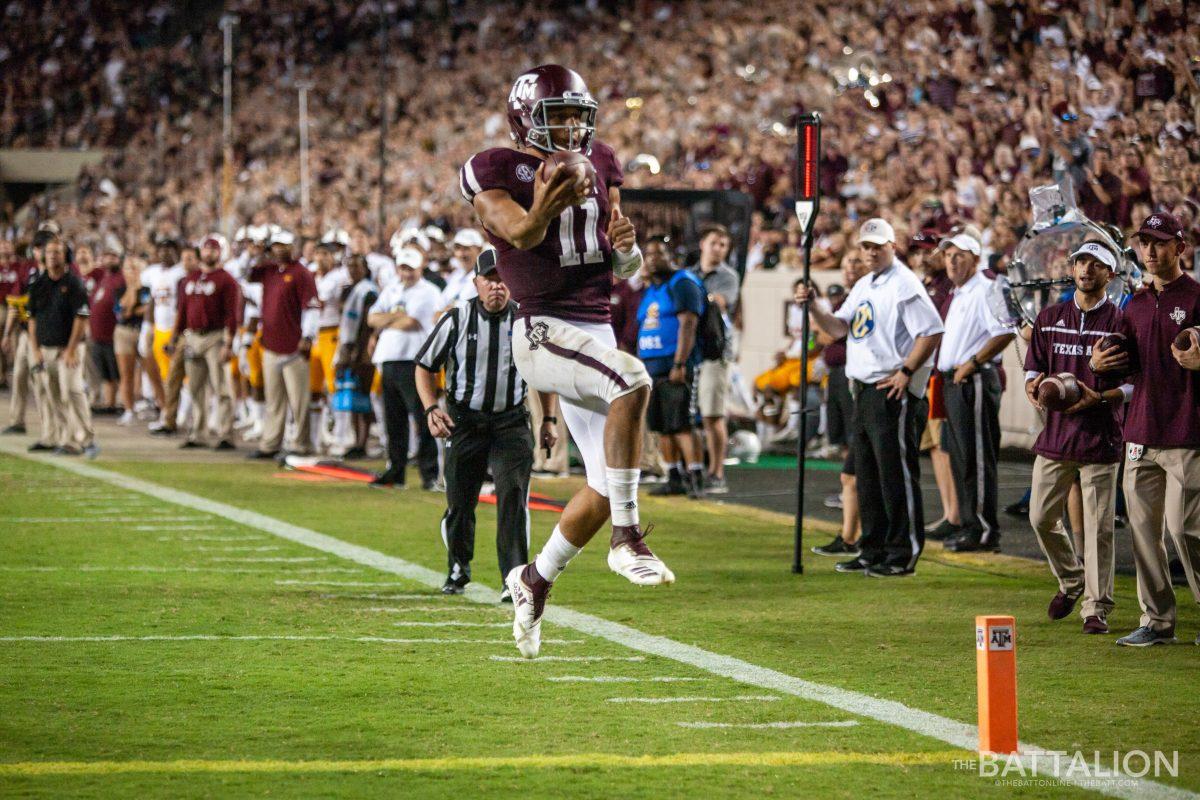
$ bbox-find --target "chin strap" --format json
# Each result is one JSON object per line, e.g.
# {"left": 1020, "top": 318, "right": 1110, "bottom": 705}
{"left": 612, "top": 244, "right": 643, "bottom": 279}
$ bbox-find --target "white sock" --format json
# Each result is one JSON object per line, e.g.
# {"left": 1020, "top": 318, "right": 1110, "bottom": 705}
{"left": 687, "top": 462, "right": 704, "bottom": 472}
{"left": 606, "top": 467, "right": 640, "bottom": 527}
{"left": 534, "top": 526, "right": 581, "bottom": 583}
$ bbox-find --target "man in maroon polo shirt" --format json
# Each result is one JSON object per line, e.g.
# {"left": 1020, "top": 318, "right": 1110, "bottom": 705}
{"left": 170, "top": 241, "right": 241, "bottom": 450}
{"left": 1025, "top": 242, "right": 1129, "bottom": 635}
{"left": 1091, "top": 212, "right": 1200, "bottom": 647}
{"left": 87, "top": 247, "right": 124, "bottom": 413}
{"left": 247, "top": 230, "right": 319, "bottom": 458}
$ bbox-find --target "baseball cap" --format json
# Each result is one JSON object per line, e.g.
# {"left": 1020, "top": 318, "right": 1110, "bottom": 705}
{"left": 857, "top": 218, "right": 895, "bottom": 246}
{"left": 1136, "top": 212, "right": 1185, "bottom": 243}
{"left": 394, "top": 246, "right": 424, "bottom": 269}
{"left": 909, "top": 229, "right": 941, "bottom": 251}
{"left": 452, "top": 228, "right": 485, "bottom": 248}
{"left": 474, "top": 247, "right": 499, "bottom": 277}
{"left": 269, "top": 229, "right": 295, "bottom": 247}
{"left": 1069, "top": 241, "right": 1117, "bottom": 270}
{"left": 938, "top": 233, "right": 982, "bottom": 257}
{"left": 200, "top": 233, "right": 227, "bottom": 251}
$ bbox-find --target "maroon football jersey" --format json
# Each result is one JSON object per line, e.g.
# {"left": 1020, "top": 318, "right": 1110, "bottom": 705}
{"left": 1024, "top": 296, "right": 1124, "bottom": 464}
{"left": 460, "top": 141, "right": 624, "bottom": 324}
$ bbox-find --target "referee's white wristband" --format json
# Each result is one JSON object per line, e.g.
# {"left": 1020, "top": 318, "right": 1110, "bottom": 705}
{"left": 613, "top": 244, "right": 643, "bottom": 279}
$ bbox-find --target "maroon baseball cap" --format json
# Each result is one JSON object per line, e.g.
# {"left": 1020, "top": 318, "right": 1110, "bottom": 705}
{"left": 1137, "top": 212, "right": 1185, "bottom": 243}
{"left": 909, "top": 229, "right": 941, "bottom": 251}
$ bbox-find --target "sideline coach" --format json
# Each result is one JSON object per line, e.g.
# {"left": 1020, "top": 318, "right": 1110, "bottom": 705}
{"left": 798, "top": 218, "right": 944, "bottom": 577}
{"left": 415, "top": 250, "right": 558, "bottom": 597}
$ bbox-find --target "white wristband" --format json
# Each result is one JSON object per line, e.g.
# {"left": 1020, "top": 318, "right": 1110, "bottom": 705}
{"left": 613, "top": 244, "right": 643, "bottom": 279}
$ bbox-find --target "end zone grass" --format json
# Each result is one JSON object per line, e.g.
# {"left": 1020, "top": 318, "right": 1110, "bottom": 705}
{"left": 1, "top": 452, "right": 1197, "bottom": 798}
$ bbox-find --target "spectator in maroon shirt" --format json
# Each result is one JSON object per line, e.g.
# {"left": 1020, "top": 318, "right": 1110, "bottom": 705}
{"left": 1024, "top": 242, "right": 1128, "bottom": 635}
{"left": 87, "top": 247, "right": 125, "bottom": 413}
{"left": 1078, "top": 147, "right": 1123, "bottom": 225}
{"left": 1090, "top": 212, "right": 1200, "bottom": 647}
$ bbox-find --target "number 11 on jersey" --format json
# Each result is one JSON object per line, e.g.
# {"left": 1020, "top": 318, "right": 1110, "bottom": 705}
{"left": 558, "top": 197, "right": 604, "bottom": 267}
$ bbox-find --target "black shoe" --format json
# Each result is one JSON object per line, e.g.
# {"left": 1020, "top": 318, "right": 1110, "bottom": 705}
{"left": 812, "top": 536, "right": 861, "bottom": 557}
{"left": 148, "top": 425, "right": 177, "bottom": 437}
{"left": 687, "top": 469, "right": 705, "bottom": 500}
{"left": 370, "top": 470, "right": 402, "bottom": 487}
{"left": 650, "top": 480, "right": 686, "bottom": 496}
{"left": 944, "top": 529, "right": 1001, "bottom": 553}
{"left": 925, "top": 519, "right": 963, "bottom": 541}
{"left": 53, "top": 445, "right": 83, "bottom": 456}
{"left": 27, "top": 442, "right": 54, "bottom": 452}
{"left": 1, "top": 424, "right": 26, "bottom": 435}
{"left": 1003, "top": 500, "right": 1029, "bottom": 518}
{"left": 213, "top": 440, "right": 236, "bottom": 451}
{"left": 422, "top": 479, "right": 438, "bottom": 491}
{"left": 180, "top": 440, "right": 205, "bottom": 450}
{"left": 246, "top": 449, "right": 280, "bottom": 460}
{"left": 1114, "top": 515, "right": 1127, "bottom": 530}
{"left": 343, "top": 446, "right": 368, "bottom": 460}
{"left": 498, "top": 588, "right": 513, "bottom": 604}
{"left": 441, "top": 574, "right": 469, "bottom": 595}
{"left": 835, "top": 557, "right": 874, "bottom": 573}
{"left": 866, "top": 564, "right": 915, "bottom": 578}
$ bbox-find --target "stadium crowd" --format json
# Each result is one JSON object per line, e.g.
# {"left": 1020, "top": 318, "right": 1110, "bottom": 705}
{"left": 1, "top": 0, "right": 1199, "bottom": 640}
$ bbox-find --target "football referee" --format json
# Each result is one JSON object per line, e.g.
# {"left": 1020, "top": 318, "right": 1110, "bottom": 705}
{"left": 797, "top": 219, "right": 944, "bottom": 577}
{"left": 415, "top": 250, "right": 558, "bottom": 598}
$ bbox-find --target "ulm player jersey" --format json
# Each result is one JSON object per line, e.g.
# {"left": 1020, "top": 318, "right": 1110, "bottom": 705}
{"left": 459, "top": 141, "right": 623, "bottom": 324}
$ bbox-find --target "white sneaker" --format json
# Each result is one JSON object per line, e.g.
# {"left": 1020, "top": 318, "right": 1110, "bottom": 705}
{"left": 116, "top": 411, "right": 136, "bottom": 426}
{"left": 607, "top": 525, "right": 675, "bottom": 586}
{"left": 504, "top": 564, "right": 552, "bottom": 659}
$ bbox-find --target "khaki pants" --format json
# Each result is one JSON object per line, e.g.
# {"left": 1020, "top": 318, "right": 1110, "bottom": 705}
{"left": 162, "top": 341, "right": 187, "bottom": 429}
{"left": 183, "top": 329, "right": 233, "bottom": 444}
{"left": 262, "top": 348, "right": 311, "bottom": 454}
{"left": 1029, "top": 455, "right": 1117, "bottom": 620}
{"left": 12, "top": 330, "right": 58, "bottom": 444}
{"left": 1124, "top": 445, "right": 1200, "bottom": 632}
{"left": 39, "top": 345, "right": 93, "bottom": 448}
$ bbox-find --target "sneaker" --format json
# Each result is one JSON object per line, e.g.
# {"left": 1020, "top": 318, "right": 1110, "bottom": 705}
{"left": 370, "top": 469, "right": 402, "bottom": 487}
{"left": 823, "top": 492, "right": 844, "bottom": 510}
{"left": 686, "top": 470, "right": 705, "bottom": 500}
{"left": 148, "top": 422, "right": 177, "bottom": 437}
{"left": 943, "top": 529, "right": 1001, "bottom": 553}
{"left": 649, "top": 479, "right": 686, "bottom": 497}
{"left": 812, "top": 536, "right": 861, "bottom": 557}
{"left": 27, "top": 442, "right": 54, "bottom": 452}
{"left": 1047, "top": 590, "right": 1082, "bottom": 621}
{"left": 866, "top": 564, "right": 914, "bottom": 578}
{"left": 608, "top": 524, "right": 675, "bottom": 585}
{"left": 505, "top": 563, "right": 552, "bottom": 658}
{"left": 1082, "top": 616, "right": 1109, "bottom": 635}
{"left": 1116, "top": 626, "right": 1175, "bottom": 647}
{"left": 213, "top": 440, "right": 237, "bottom": 451}
{"left": 1114, "top": 515, "right": 1127, "bottom": 530}
{"left": 179, "top": 440, "right": 205, "bottom": 450}
{"left": 1003, "top": 499, "right": 1029, "bottom": 518}
{"left": 83, "top": 443, "right": 99, "bottom": 460}
{"left": 926, "top": 519, "right": 963, "bottom": 541}
{"left": 343, "top": 446, "right": 368, "bottom": 460}
{"left": 705, "top": 476, "right": 729, "bottom": 494}
{"left": 53, "top": 445, "right": 83, "bottom": 456}
{"left": 1, "top": 424, "right": 26, "bottom": 435}
{"left": 246, "top": 449, "right": 280, "bottom": 460}
{"left": 116, "top": 410, "right": 136, "bottom": 426}
{"left": 834, "top": 557, "right": 874, "bottom": 573}
{"left": 441, "top": 574, "right": 468, "bottom": 595}
{"left": 498, "top": 588, "right": 512, "bottom": 604}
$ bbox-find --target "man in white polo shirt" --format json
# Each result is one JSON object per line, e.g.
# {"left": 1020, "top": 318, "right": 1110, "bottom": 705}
{"left": 797, "top": 218, "right": 944, "bottom": 576}
{"left": 936, "top": 232, "right": 1016, "bottom": 553}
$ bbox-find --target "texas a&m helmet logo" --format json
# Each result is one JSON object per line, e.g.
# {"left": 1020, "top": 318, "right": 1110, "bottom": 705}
{"left": 509, "top": 74, "right": 540, "bottom": 106}
{"left": 525, "top": 321, "right": 550, "bottom": 350}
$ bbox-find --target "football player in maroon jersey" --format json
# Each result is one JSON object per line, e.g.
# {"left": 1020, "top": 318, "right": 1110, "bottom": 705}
{"left": 461, "top": 65, "right": 672, "bottom": 659}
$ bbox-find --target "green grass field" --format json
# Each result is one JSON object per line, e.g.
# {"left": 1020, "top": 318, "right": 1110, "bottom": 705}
{"left": 1, "top": 448, "right": 1198, "bottom": 799}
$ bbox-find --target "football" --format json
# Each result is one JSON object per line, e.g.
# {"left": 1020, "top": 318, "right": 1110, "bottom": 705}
{"left": 1037, "top": 372, "right": 1083, "bottom": 412}
{"left": 1173, "top": 326, "right": 1200, "bottom": 351}
{"left": 543, "top": 150, "right": 596, "bottom": 202}
{"left": 1096, "top": 332, "right": 1130, "bottom": 358}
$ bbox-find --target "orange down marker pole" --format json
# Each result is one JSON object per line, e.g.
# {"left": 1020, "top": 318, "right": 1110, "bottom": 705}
{"left": 975, "top": 615, "right": 1018, "bottom": 754}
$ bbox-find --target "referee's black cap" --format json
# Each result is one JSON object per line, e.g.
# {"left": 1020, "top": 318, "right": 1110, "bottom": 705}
{"left": 474, "top": 248, "right": 499, "bottom": 277}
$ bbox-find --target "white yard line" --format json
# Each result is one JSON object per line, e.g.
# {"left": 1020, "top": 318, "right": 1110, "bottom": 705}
{"left": 320, "top": 593, "right": 444, "bottom": 600}
{"left": 162, "top": 536, "right": 265, "bottom": 543}
{"left": 548, "top": 676, "right": 704, "bottom": 683}
{"left": 274, "top": 581, "right": 418, "bottom": 588}
{"left": 194, "top": 546, "right": 283, "bottom": 552}
{"left": 7, "top": 517, "right": 207, "bottom": 523}
{"left": 363, "top": 606, "right": 502, "bottom": 613}
{"left": 488, "top": 655, "right": 647, "bottom": 663}
{"left": 392, "top": 621, "right": 510, "bottom": 628}
{"left": 607, "top": 695, "right": 781, "bottom": 704}
{"left": 3, "top": 444, "right": 1192, "bottom": 800}
{"left": 0, "top": 566, "right": 362, "bottom": 574}
{"left": 0, "top": 635, "right": 581, "bottom": 645}
{"left": 135, "top": 525, "right": 225, "bottom": 531}
{"left": 208, "top": 557, "right": 324, "bottom": 563}
{"left": 677, "top": 721, "right": 860, "bottom": 730}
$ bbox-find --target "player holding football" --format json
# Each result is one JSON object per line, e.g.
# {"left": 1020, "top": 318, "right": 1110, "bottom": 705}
{"left": 460, "top": 64, "right": 672, "bottom": 658}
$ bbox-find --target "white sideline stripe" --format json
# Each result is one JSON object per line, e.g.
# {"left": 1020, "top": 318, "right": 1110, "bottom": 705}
{"left": 0, "top": 635, "right": 580, "bottom": 645}
{"left": 0, "top": 566, "right": 362, "bottom": 574}
{"left": 321, "top": 594, "right": 441, "bottom": 600}
{"left": 4, "top": 444, "right": 1192, "bottom": 800}
{"left": 7, "top": 517, "right": 206, "bottom": 523}
{"left": 489, "top": 655, "right": 646, "bottom": 663}
{"left": 548, "top": 676, "right": 704, "bottom": 683}
{"left": 607, "top": 695, "right": 781, "bottom": 704}
{"left": 194, "top": 546, "right": 283, "bottom": 552}
{"left": 208, "top": 557, "right": 324, "bottom": 563}
{"left": 135, "top": 525, "right": 225, "bottom": 531}
{"left": 365, "top": 606, "right": 500, "bottom": 613}
{"left": 274, "top": 581, "right": 415, "bottom": 588}
{"left": 677, "top": 721, "right": 860, "bottom": 730}
{"left": 392, "top": 621, "right": 509, "bottom": 628}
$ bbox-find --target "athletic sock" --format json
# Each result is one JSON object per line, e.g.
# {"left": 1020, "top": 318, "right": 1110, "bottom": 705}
{"left": 534, "top": 525, "right": 582, "bottom": 583}
{"left": 686, "top": 462, "right": 704, "bottom": 473}
{"left": 606, "top": 466, "right": 641, "bottom": 527}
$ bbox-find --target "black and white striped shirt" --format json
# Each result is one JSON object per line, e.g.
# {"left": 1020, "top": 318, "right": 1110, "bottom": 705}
{"left": 415, "top": 298, "right": 525, "bottom": 413}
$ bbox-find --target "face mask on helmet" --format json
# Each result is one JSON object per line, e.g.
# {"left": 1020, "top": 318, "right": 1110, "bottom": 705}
{"left": 528, "top": 96, "right": 597, "bottom": 153}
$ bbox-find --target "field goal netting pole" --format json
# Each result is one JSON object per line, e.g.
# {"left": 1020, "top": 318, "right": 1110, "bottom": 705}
{"left": 219, "top": 14, "right": 238, "bottom": 244}
{"left": 792, "top": 113, "right": 821, "bottom": 575}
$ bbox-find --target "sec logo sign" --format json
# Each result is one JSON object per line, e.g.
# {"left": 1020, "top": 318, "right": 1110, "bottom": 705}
{"left": 516, "top": 164, "right": 536, "bottom": 183}
{"left": 850, "top": 301, "right": 875, "bottom": 340}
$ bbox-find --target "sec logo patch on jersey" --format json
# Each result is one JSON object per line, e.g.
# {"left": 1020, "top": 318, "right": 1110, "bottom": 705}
{"left": 516, "top": 163, "right": 536, "bottom": 183}
{"left": 850, "top": 301, "right": 876, "bottom": 340}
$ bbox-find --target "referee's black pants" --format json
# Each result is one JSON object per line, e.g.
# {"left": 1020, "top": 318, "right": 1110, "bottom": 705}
{"left": 380, "top": 360, "right": 439, "bottom": 485}
{"left": 941, "top": 368, "right": 1002, "bottom": 544}
{"left": 442, "top": 403, "right": 533, "bottom": 583}
{"left": 852, "top": 382, "right": 926, "bottom": 570}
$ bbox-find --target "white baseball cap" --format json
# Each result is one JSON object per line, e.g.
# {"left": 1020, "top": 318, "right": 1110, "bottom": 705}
{"left": 452, "top": 228, "right": 485, "bottom": 248}
{"left": 1069, "top": 241, "right": 1117, "bottom": 270}
{"left": 269, "top": 229, "right": 296, "bottom": 247}
{"left": 857, "top": 218, "right": 896, "bottom": 246}
{"left": 394, "top": 246, "right": 424, "bottom": 269}
{"left": 321, "top": 228, "right": 351, "bottom": 247}
{"left": 938, "top": 233, "right": 981, "bottom": 257}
